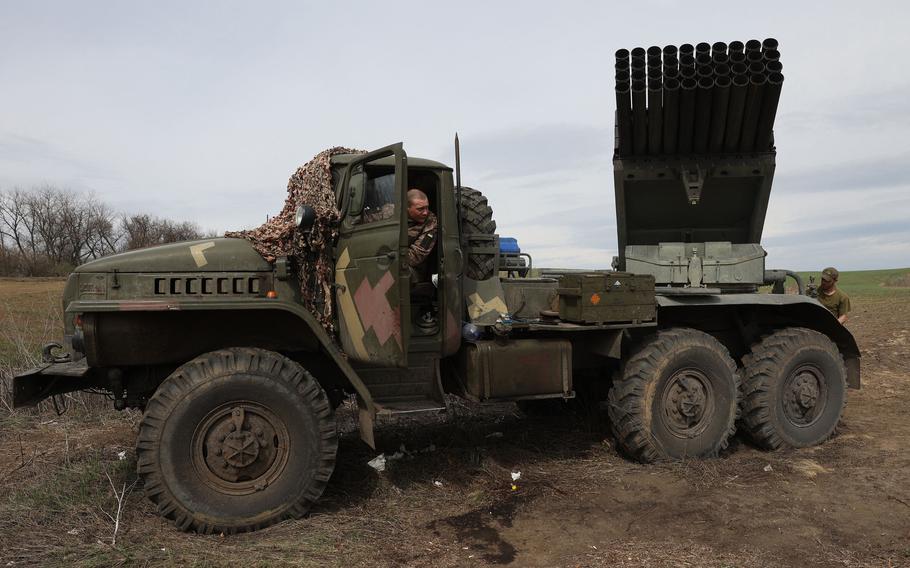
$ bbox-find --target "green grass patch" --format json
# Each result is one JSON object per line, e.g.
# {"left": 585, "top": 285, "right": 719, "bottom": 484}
{"left": 798, "top": 267, "right": 910, "bottom": 298}
{"left": 7, "top": 449, "right": 135, "bottom": 515}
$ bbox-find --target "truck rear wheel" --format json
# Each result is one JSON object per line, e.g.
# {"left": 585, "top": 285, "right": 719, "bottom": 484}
{"left": 458, "top": 186, "right": 497, "bottom": 280}
{"left": 137, "top": 347, "right": 337, "bottom": 533}
{"left": 741, "top": 328, "right": 846, "bottom": 450}
{"left": 608, "top": 328, "right": 740, "bottom": 462}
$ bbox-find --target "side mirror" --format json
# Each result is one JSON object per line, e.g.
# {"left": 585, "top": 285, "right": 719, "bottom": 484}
{"left": 295, "top": 205, "right": 317, "bottom": 233}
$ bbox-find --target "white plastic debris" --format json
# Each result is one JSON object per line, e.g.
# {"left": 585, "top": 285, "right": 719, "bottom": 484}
{"left": 367, "top": 454, "right": 387, "bottom": 472}
{"left": 763, "top": 464, "right": 773, "bottom": 472}
{"left": 67, "top": 528, "right": 81, "bottom": 535}
{"left": 433, "top": 480, "right": 443, "bottom": 487}
{"left": 117, "top": 450, "right": 127, "bottom": 461}
{"left": 511, "top": 471, "right": 522, "bottom": 481}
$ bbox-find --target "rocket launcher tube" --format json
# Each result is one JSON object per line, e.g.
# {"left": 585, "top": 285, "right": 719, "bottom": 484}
{"left": 753, "top": 72, "right": 784, "bottom": 153}
{"left": 662, "top": 77, "right": 680, "bottom": 155}
{"left": 739, "top": 73, "right": 768, "bottom": 152}
{"left": 709, "top": 74, "right": 732, "bottom": 153}
{"left": 723, "top": 73, "right": 750, "bottom": 152}
{"left": 616, "top": 81, "right": 633, "bottom": 156}
{"left": 632, "top": 79, "right": 648, "bottom": 155}
{"left": 678, "top": 77, "right": 697, "bottom": 154}
{"left": 693, "top": 75, "right": 714, "bottom": 153}
{"left": 648, "top": 77, "right": 664, "bottom": 155}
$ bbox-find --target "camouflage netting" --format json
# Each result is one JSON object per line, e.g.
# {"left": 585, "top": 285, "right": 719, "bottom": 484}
{"left": 225, "top": 146, "right": 366, "bottom": 334}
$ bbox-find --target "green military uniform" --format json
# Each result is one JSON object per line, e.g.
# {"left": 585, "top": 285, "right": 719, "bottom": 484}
{"left": 407, "top": 212, "right": 437, "bottom": 283}
{"left": 817, "top": 267, "right": 851, "bottom": 320}
{"left": 818, "top": 288, "right": 851, "bottom": 319}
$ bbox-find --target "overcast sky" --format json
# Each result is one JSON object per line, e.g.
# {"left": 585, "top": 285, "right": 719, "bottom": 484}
{"left": 2, "top": 1, "right": 909, "bottom": 271}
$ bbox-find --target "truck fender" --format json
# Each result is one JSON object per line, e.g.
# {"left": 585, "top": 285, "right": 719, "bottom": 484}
{"left": 655, "top": 294, "right": 861, "bottom": 388}
{"left": 68, "top": 298, "right": 378, "bottom": 446}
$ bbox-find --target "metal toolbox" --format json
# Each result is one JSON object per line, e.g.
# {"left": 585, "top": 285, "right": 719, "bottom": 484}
{"left": 557, "top": 272, "right": 656, "bottom": 324}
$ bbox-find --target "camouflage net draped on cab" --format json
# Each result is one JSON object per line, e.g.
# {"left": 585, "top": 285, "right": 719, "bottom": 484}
{"left": 225, "top": 147, "right": 366, "bottom": 334}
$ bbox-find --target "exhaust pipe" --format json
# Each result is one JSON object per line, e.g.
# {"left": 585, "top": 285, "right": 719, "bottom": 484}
{"left": 632, "top": 79, "right": 648, "bottom": 155}
{"left": 723, "top": 73, "right": 750, "bottom": 152}
{"left": 709, "top": 74, "right": 732, "bottom": 153}
{"left": 663, "top": 77, "right": 680, "bottom": 154}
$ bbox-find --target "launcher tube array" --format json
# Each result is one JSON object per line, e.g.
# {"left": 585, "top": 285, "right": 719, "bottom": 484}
{"left": 615, "top": 38, "right": 784, "bottom": 157}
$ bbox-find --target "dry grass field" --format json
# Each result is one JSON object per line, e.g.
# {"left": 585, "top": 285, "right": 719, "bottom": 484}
{"left": 1, "top": 273, "right": 909, "bottom": 567}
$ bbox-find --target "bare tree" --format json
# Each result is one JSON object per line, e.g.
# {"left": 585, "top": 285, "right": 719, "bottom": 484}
{"left": 0, "top": 185, "right": 210, "bottom": 276}
{"left": 120, "top": 213, "right": 205, "bottom": 251}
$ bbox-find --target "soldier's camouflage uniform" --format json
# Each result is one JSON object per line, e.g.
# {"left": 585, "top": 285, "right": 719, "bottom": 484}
{"left": 408, "top": 212, "right": 437, "bottom": 283}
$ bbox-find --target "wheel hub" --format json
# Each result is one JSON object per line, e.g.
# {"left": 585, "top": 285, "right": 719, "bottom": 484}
{"left": 192, "top": 402, "right": 290, "bottom": 495}
{"left": 662, "top": 369, "right": 715, "bottom": 438}
{"left": 782, "top": 365, "right": 827, "bottom": 426}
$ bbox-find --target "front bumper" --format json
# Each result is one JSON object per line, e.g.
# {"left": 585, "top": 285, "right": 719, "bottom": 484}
{"left": 12, "top": 359, "right": 94, "bottom": 407}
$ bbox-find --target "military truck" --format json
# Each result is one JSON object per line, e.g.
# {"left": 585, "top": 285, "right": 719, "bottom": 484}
{"left": 13, "top": 39, "right": 860, "bottom": 534}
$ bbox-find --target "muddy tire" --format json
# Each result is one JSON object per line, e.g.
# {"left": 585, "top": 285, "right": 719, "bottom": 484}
{"left": 459, "top": 186, "right": 497, "bottom": 280}
{"left": 741, "top": 328, "right": 846, "bottom": 450}
{"left": 608, "top": 328, "right": 740, "bottom": 462}
{"left": 137, "top": 348, "right": 337, "bottom": 533}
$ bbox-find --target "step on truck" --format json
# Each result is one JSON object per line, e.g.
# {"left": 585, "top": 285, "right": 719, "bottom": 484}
{"left": 13, "top": 38, "right": 860, "bottom": 533}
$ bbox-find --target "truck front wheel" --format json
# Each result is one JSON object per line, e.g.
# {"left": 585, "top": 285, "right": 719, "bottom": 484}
{"left": 136, "top": 347, "right": 338, "bottom": 533}
{"left": 608, "top": 328, "right": 740, "bottom": 462}
{"left": 740, "top": 328, "right": 846, "bottom": 449}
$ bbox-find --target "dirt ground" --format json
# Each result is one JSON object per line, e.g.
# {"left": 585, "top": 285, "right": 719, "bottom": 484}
{"left": 1, "top": 280, "right": 909, "bottom": 567}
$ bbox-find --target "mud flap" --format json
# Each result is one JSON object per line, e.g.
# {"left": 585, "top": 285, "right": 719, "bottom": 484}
{"left": 845, "top": 356, "right": 861, "bottom": 389}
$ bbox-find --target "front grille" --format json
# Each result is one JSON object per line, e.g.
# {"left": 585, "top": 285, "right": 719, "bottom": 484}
{"left": 153, "top": 276, "right": 262, "bottom": 296}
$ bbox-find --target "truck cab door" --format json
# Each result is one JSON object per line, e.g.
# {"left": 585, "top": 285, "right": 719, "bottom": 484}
{"left": 334, "top": 143, "right": 410, "bottom": 367}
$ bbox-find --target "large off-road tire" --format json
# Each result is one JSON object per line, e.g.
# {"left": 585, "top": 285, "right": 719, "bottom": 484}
{"left": 137, "top": 348, "right": 338, "bottom": 534}
{"left": 608, "top": 328, "right": 740, "bottom": 462}
{"left": 458, "top": 186, "right": 497, "bottom": 280}
{"left": 740, "top": 328, "right": 846, "bottom": 450}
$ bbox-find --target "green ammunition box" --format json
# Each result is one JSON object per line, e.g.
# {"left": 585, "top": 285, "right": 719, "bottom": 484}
{"left": 557, "top": 272, "right": 656, "bottom": 324}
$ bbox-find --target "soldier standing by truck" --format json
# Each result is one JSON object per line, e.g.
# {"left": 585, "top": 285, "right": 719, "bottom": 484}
{"left": 817, "top": 266, "right": 851, "bottom": 325}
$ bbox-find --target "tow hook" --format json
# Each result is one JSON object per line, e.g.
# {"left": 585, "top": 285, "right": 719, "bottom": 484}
{"left": 42, "top": 342, "right": 72, "bottom": 364}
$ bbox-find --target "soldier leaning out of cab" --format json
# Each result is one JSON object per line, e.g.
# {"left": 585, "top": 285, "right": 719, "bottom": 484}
{"left": 405, "top": 189, "right": 437, "bottom": 285}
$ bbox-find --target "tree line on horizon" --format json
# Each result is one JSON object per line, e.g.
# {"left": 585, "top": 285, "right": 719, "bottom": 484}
{"left": 0, "top": 185, "right": 215, "bottom": 277}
